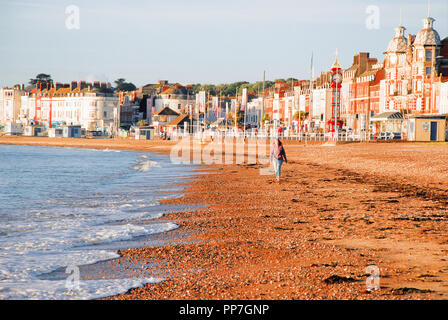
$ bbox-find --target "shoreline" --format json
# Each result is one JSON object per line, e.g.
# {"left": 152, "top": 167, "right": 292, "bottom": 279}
{"left": 2, "top": 136, "right": 448, "bottom": 299}
{"left": 0, "top": 137, "right": 204, "bottom": 300}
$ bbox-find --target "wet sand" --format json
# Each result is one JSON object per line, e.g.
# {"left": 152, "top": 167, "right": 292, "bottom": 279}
{"left": 2, "top": 136, "right": 448, "bottom": 299}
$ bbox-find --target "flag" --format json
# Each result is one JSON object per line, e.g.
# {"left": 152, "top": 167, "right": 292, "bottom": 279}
{"left": 195, "top": 94, "right": 199, "bottom": 114}
{"left": 198, "top": 91, "right": 206, "bottom": 113}
{"left": 294, "top": 87, "right": 300, "bottom": 105}
{"left": 240, "top": 88, "right": 247, "bottom": 111}
{"left": 212, "top": 97, "right": 218, "bottom": 115}
{"left": 231, "top": 99, "right": 236, "bottom": 113}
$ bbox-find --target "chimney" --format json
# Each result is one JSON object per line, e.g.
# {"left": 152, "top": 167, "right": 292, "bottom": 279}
{"left": 70, "top": 81, "right": 77, "bottom": 90}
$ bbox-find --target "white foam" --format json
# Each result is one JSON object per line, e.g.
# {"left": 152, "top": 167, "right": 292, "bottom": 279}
{"left": 0, "top": 145, "right": 193, "bottom": 300}
{"left": 131, "top": 160, "right": 161, "bottom": 172}
{"left": 0, "top": 277, "right": 162, "bottom": 300}
{"left": 80, "top": 223, "right": 178, "bottom": 245}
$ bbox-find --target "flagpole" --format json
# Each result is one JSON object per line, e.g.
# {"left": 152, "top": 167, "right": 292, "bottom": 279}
{"left": 243, "top": 88, "right": 247, "bottom": 137}
{"left": 309, "top": 52, "right": 314, "bottom": 134}
{"left": 262, "top": 71, "right": 265, "bottom": 130}
{"left": 235, "top": 89, "right": 238, "bottom": 135}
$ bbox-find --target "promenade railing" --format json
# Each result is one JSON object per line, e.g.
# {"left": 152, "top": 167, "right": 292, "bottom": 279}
{"left": 168, "top": 129, "right": 394, "bottom": 142}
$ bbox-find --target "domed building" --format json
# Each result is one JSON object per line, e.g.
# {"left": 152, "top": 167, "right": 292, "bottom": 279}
{"left": 385, "top": 25, "right": 407, "bottom": 54}
{"left": 410, "top": 16, "right": 442, "bottom": 113}
{"left": 380, "top": 14, "right": 448, "bottom": 115}
{"left": 414, "top": 17, "right": 441, "bottom": 47}
{"left": 381, "top": 22, "right": 412, "bottom": 114}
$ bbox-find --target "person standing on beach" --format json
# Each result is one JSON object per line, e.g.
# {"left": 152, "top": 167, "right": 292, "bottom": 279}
{"left": 270, "top": 139, "right": 287, "bottom": 183}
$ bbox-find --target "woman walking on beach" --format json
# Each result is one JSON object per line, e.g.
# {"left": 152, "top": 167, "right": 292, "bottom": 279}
{"left": 270, "top": 139, "right": 287, "bottom": 183}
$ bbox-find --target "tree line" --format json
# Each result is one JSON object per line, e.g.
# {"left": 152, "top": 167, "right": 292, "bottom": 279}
{"left": 29, "top": 74, "right": 298, "bottom": 96}
{"left": 191, "top": 78, "right": 298, "bottom": 96}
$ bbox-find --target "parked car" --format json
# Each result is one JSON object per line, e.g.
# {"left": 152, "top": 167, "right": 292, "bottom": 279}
{"left": 378, "top": 132, "right": 392, "bottom": 140}
{"left": 86, "top": 130, "right": 103, "bottom": 138}
{"left": 377, "top": 132, "right": 402, "bottom": 140}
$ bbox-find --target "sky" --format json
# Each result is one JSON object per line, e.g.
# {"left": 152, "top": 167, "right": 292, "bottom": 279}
{"left": 0, "top": 0, "right": 447, "bottom": 87}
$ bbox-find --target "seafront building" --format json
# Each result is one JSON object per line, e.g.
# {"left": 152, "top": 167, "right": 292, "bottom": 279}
{"left": 154, "top": 83, "right": 194, "bottom": 113}
{"left": 0, "top": 85, "right": 25, "bottom": 125}
{"left": 380, "top": 17, "right": 448, "bottom": 115}
{"left": 257, "top": 14, "right": 448, "bottom": 134}
{"left": 117, "top": 91, "right": 144, "bottom": 127}
{"left": 20, "top": 81, "right": 119, "bottom": 134}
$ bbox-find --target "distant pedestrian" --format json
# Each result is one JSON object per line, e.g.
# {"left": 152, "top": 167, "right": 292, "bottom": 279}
{"left": 270, "top": 138, "right": 287, "bottom": 183}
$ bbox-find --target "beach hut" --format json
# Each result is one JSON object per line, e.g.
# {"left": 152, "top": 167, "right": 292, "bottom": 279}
{"left": 407, "top": 115, "right": 447, "bottom": 142}
{"left": 3, "top": 122, "right": 23, "bottom": 136}
{"left": 62, "top": 125, "right": 81, "bottom": 138}
{"left": 48, "top": 127, "right": 64, "bottom": 138}
{"left": 132, "top": 126, "right": 154, "bottom": 140}
{"left": 24, "top": 125, "right": 45, "bottom": 137}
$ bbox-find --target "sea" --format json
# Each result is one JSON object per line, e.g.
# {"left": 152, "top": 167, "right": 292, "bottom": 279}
{"left": 0, "top": 144, "right": 196, "bottom": 300}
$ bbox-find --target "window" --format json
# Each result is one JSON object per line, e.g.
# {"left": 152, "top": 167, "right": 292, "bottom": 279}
{"left": 103, "top": 111, "right": 107, "bottom": 118}
{"left": 416, "top": 97, "right": 422, "bottom": 111}
{"left": 416, "top": 81, "right": 422, "bottom": 92}
{"left": 390, "top": 84, "right": 395, "bottom": 94}
{"left": 390, "top": 55, "right": 397, "bottom": 64}
{"left": 418, "top": 50, "right": 424, "bottom": 59}
{"left": 426, "top": 67, "right": 432, "bottom": 75}
{"left": 426, "top": 50, "right": 432, "bottom": 61}
{"left": 389, "top": 101, "right": 394, "bottom": 110}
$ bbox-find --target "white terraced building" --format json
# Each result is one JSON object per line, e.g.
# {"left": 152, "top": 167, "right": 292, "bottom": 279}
{"left": 0, "top": 85, "right": 25, "bottom": 125}
{"left": 20, "top": 85, "right": 119, "bottom": 133}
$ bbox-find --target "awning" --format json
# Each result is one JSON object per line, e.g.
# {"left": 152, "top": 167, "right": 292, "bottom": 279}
{"left": 371, "top": 112, "right": 404, "bottom": 121}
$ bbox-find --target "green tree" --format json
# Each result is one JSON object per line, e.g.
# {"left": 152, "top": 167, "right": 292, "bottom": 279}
{"left": 261, "top": 113, "right": 270, "bottom": 123}
{"left": 192, "top": 80, "right": 275, "bottom": 97}
{"left": 29, "top": 73, "right": 52, "bottom": 87}
{"left": 114, "top": 78, "right": 137, "bottom": 92}
{"left": 230, "top": 109, "right": 243, "bottom": 125}
{"left": 293, "top": 111, "right": 308, "bottom": 121}
{"left": 286, "top": 77, "right": 298, "bottom": 84}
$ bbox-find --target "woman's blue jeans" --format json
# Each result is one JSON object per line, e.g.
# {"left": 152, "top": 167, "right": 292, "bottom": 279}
{"left": 273, "top": 159, "right": 284, "bottom": 179}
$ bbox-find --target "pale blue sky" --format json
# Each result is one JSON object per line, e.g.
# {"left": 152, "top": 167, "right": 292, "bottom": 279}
{"left": 0, "top": 0, "right": 447, "bottom": 87}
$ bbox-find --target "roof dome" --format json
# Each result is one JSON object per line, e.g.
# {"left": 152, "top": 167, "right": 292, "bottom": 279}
{"left": 414, "top": 17, "right": 441, "bottom": 46}
{"left": 385, "top": 26, "right": 407, "bottom": 53}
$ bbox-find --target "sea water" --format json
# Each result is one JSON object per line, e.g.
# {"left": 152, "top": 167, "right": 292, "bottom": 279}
{"left": 0, "top": 145, "right": 194, "bottom": 299}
